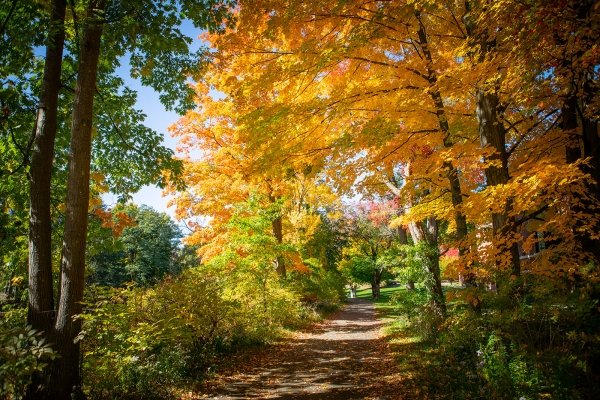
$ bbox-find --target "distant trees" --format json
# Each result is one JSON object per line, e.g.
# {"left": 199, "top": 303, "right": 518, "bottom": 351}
{"left": 89, "top": 205, "right": 187, "bottom": 287}
{"left": 339, "top": 203, "right": 399, "bottom": 300}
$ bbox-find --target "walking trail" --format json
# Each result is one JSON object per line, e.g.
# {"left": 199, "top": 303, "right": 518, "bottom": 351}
{"left": 201, "top": 299, "right": 406, "bottom": 399}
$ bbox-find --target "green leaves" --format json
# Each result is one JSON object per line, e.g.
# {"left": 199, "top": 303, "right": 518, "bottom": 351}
{"left": 0, "top": 322, "right": 58, "bottom": 399}
{"left": 88, "top": 205, "right": 183, "bottom": 287}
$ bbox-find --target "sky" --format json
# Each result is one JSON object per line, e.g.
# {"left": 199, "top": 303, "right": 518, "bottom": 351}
{"left": 102, "top": 20, "right": 204, "bottom": 218}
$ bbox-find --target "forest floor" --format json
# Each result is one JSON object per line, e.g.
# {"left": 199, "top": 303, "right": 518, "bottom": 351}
{"left": 195, "top": 297, "right": 412, "bottom": 399}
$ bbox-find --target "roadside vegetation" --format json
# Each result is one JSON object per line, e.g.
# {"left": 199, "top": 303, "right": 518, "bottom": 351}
{"left": 363, "top": 281, "right": 600, "bottom": 400}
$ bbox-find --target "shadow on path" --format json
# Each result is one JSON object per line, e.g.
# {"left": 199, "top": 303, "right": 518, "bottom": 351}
{"left": 202, "top": 299, "right": 405, "bottom": 399}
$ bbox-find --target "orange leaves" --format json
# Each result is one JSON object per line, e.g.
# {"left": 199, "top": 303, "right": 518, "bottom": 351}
{"left": 287, "top": 252, "right": 310, "bottom": 274}
{"left": 163, "top": 0, "right": 600, "bottom": 290}
{"left": 92, "top": 207, "right": 136, "bottom": 238}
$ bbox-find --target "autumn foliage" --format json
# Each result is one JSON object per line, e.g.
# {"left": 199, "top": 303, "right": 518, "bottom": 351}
{"left": 2, "top": 0, "right": 599, "bottom": 399}
{"left": 172, "top": 0, "right": 599, "bottom": 286}
{"left": 165, "top": 0, "right": 599, "bottom": 397}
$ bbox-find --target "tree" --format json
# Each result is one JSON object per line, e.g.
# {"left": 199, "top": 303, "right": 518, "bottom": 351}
{"left": 14, "top": 1, "right": 235, "bottom": 398}
{"left": 89, "top": 205, "right": 183, "bottom": 286}
{"left": 341, "top": 203, "right": 399, "bottom": 300}
{"left": 52, "top": 2, "right": 108, "bottom": 397}
{"left": 27, "top": 0, "right": 66, "bottom": 336}
{"left": 192, "top": 0, "right": 598, "bottom": 292}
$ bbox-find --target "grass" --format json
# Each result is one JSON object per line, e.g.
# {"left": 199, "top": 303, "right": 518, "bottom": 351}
{"left": 355, "top": 284, "right": 405, "bottom": 319}
{"left": 357, "top": 283, "right": 486, "bottom": 399}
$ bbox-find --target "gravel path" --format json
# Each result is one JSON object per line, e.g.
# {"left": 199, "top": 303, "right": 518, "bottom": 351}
{"left": 202, "top": 299, "right": 404, "bottom": 399}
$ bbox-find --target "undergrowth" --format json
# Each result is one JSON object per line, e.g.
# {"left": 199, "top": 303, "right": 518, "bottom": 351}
{"left": 369, "top": 278, "right": 600, "bottom": 400}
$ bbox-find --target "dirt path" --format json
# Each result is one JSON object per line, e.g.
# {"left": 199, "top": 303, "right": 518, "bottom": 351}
{"left": 201, "top": 299, "right": 404, "bottom": 399}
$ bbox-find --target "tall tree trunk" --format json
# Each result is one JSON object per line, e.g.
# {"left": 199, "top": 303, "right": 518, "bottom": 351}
{"left": 563, "top": 95, "right": 600, "bottom": 262}
{"left": 415, "top": 12, "right": 472, "bottom": 290}
{"left": 52, "top": 1, "right": 106, "bottom": 398}
{"left": 415, "top": 12, "right": 469, "bottom": 256}
{"left": 564, "top": 96, "right": 581, "bottom": 164}
{"left": 28, "top": 0, "right": 66, "bottom": 336}
{"left": 271, "top": 215, "right": 286, "bottom": 278}
{"left": 476, "top": 89, "right": 521, "bottom": 277}
{"left": 555, "top": 0, "right": 600, "bottom": 263}
{"left": 464, "top": 1, "right": 520, "bottom": 277}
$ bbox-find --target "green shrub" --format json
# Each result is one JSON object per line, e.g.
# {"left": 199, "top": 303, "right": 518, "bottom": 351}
{"left": 81, "top": 263, "right": 324, "bottom": 399}
{"left": 289, "top": 258, "right": 345, "bottom": 312}
{"left": 386, "top": 271, "right": 600, "bottom": 399}
{"left": 0, "top": 314, "right": 57, "bottom": 400}
{"left": 479, "top": 332, "right": 513, "bottom": 397}
{"left": 391, "top": 287, "right": 444, "bottom": 340}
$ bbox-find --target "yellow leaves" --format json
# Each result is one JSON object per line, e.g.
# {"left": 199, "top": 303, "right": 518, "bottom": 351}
{"left": 10, "top": 275, "right": 24, "bottom": 286}
{"left": 158, "top": 0, "right": 600, "bottom": 289}
{"left": 90, "top": 171, "right": 108, "bottom": 194}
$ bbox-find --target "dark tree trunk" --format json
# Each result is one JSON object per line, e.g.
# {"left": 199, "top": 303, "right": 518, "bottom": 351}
{"left": 476, "top": 89, "right": 521, "bottom": 277}
{"left": 271, "top": 215, "right": 286, "bottom": 278}
{"left": 415, "top": 12, "right": 471, "bottom": 283}
{"left": 397, "top": 226, "right": 408, "bottom": 245}
{"left": 27, "top": 0, "right": 66, "bottom": 336}
{"left": 563, "top": 95, "right": 600, "bottom": 262}
{"left": 51, "top": 1, "right": 106, "bottom": 398}
{"left": 464, "top": 0, "right": 520, "bottom": 277}
{"left": 371, "top": 270, "right": 381, "bottom": 300}
{"left": 406, "top": 280, "right": 415, "bottom": 291}
{"left": 564, "top": 96, "right": 581, "bottom": 164}
{"left": 26, "top": 3, "right": 67, "bottom": 397}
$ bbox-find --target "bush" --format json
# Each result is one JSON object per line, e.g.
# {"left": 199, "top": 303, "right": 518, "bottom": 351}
{"left": 81, "top": 265, "right": 323, "bottom": 399}
{"left": 0, "top": 312, "right": 57, "bottom": 400}
{"left": 391, "top": 287, "right": 445, "bottom": 340}
{"left": 387, "top": 272, "right": 600, "bottom": 399}
{"left": 289, "top": 258, "right": 345, "bottom": 313}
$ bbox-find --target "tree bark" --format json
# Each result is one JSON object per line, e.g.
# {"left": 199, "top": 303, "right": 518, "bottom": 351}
{"left": 463, "top": 1, "right": 521, "bottom": 277}
{"left": 51, "top": 1, "right": 106, "bottom": 398}
{"left": 476, "top": 88, "right": 521, "bottom": 277}
{"left": 371, "top": 269, "right": 381, "bottom": 299}
{"left": 28, "top": 0, "right": 66, "bottom": 336}
{"left": 397, "top": 226, "right": 408, "bottom": 245}
{"left": 271, "top": 215, "right": 286, "bottom": 278}
{"left": 415, "top": 12, "right": 469, "bottom": 257}
{"left": 563, "top": 95, "right": 600, "bottom": 262}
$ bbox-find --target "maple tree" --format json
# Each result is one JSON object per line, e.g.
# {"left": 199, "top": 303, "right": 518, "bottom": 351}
{"left": 183, "top": 0, "right": 598, "bottom": 286}
{"left": 339, "top": 202, "right": 399, "bottom": 299}
{"left": 2, "top": 0, "right": 600, "bottom": 398}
